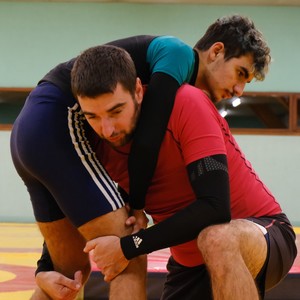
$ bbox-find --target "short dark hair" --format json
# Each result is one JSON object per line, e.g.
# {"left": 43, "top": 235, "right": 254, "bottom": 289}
{"left": 194, "top": 15, "right": 271, "bottom": 80}
{"left": 71, "top": 45, "right": 137, "bottom": 98}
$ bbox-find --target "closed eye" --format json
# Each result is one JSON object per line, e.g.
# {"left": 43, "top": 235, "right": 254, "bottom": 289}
{"left": 238, "top": 70, "right": 245, "bottom": 78}
{"left": 110, "top": 109, "right": 122, "bottom": 115}
{"left": 107, "top": 103, "right": 126, "bottom": 116}
{"left": 238, "top": 67, "right": 250, "bottom": 81}
{"left": 86, "top": 115, "right": 96, "bottom": 120}
{"left": 82, "top": 112, "right": 97, "bottom": 120}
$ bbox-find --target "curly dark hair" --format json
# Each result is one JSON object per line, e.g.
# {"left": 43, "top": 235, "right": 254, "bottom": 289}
{"left": 194, "top": 15, "right": 271, "bottom": 80}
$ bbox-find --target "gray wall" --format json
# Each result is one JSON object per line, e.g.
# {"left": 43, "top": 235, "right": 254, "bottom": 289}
{"left": 0, "top": 1, "right": 299, "bottom": 225}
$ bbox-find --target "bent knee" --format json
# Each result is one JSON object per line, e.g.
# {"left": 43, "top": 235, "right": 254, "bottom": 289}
{"left": 197, "top": 223, "right": 234, "bottom": 255}
{"left": 79, "top": 206, "right": 130, "bottom": 240}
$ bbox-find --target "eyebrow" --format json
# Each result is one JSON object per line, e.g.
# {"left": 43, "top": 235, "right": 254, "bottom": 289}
{"left": 81, "top": 111, "right": 96, "bottom": 117}
{"left": 81, "top": 102, "right": 126, "bottom": 116}
{"left": 106, "top": 102, "right": 126, "bottom": 113}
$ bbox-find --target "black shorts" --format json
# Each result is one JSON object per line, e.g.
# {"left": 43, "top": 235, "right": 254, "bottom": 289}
{"left": 161, "top": 213, "right": 297, "bottom": 300}
{"left": 248, "top": 213, "right": 297, "bottom": 290}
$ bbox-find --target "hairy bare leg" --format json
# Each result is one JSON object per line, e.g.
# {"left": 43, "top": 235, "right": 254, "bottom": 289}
{"left": 79, "top": 207, "right": 147, "bottom": 300}
{"left": 33, "top": 207, "right": 146, "bottom": 300}
{"left": 197, "top": 219, "right": 267, "bottom": 300}
{"left": 38, "top": 218, "right": 90, "bottom": 282}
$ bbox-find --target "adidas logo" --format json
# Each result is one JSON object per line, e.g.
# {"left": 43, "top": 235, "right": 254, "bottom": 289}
{"left": 132, "top": 236, "right": 143, "bottom": 248}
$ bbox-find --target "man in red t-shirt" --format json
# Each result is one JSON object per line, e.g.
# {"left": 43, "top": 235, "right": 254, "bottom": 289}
{"left": 74, "top": 45, "right": 296, "bottom": 300}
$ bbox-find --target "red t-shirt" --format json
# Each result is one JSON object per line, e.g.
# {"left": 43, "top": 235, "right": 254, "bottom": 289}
{"left": 98, "top": 84, "right": 281, "bottom": 267}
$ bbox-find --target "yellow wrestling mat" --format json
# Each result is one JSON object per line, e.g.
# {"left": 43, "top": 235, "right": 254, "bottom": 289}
{"left": 0, "top": 223, "right": 43, "bottom": 300}
{"left": 0, "top": 223, "right": 299, "bottom": 300}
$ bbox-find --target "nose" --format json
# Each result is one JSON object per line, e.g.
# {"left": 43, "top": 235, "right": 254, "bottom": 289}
{"left": 233, "top": 82, "right": 246, "bottom": 97}
{"left": 101, "top": 118, "right": 114, "bottom": 138}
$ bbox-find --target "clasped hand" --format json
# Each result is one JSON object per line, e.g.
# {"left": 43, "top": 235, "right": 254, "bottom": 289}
{"left": 35, "top": 270, "right": 82, "bottom": 300}
{"left": 84, "top": 209, "right": 148, "bottom": 282}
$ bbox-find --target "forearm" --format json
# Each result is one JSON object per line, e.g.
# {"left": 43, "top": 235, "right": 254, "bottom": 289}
{"left": 121, "top": 195, "right": 230, "bottom": 259}
{"left": 128, "top": 72, "right": 179, "bottom": 209}
{"left": 121, "top": 155, "right": 231, "bottom": 259}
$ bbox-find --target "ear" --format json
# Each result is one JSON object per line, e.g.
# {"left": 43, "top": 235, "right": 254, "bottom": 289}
{"left": 135, "top": 78, "right": 144, "bottom": 104}
{"left": 209, "top": 42, "right": 225, "bottom": 61}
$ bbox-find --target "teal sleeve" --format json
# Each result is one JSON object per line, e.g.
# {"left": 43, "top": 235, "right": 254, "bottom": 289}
{"left": 146, "top": 36, "right": 195, "bottom": 85}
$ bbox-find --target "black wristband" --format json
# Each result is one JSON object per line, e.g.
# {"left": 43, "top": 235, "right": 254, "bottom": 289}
{"left": 120, "top": 229, "right": 147, "bottom": 259}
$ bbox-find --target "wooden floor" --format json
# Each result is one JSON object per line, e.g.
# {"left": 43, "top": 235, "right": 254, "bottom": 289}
{"left": 0, "top": 223, "right": 299, "bottom": 300}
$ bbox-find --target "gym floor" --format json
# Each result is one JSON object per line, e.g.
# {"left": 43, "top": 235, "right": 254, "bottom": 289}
{"left": 0, "top": 223, "right": 299, "bottom": 300}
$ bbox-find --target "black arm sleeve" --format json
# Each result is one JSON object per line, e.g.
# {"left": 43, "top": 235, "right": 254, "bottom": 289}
{"left": 128, "top": 72, "right": 180, "bottom": 210}
{"left": 121, "top": 154, "right": 231, "bottom": 259}
{"left": 35, "top": 242, "right": 54, "bottom": 276}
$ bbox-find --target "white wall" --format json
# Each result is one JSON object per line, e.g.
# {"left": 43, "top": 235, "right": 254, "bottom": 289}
{"left": 1, "top": 131, "right": 300, "bottom": 225}
{"left": 235, "top": 134, "right": 300, "bottom": 226}
{"left": 0, "top": 131, "right": 33, "bottom": 222}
